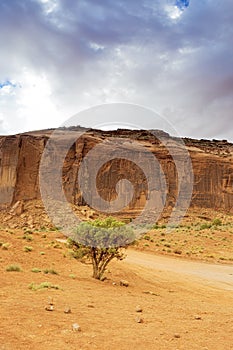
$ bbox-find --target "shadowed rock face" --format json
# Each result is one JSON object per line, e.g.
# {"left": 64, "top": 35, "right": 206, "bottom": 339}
{"left": 0, "top": 127, "right": 233, "bottom": 214}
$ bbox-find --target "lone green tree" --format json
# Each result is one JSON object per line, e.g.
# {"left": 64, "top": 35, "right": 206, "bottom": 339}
{"left": 69, "top": 217, "right": 135, "bottom": 280}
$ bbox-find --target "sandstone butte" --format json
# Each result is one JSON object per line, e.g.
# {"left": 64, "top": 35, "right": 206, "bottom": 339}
{"left": 0, "top": 126, "right": 232, "bottom": 228}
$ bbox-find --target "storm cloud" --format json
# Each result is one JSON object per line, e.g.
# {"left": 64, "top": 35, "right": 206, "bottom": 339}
{"left": 0, "top": 0, "right": 233, "bottom": 140}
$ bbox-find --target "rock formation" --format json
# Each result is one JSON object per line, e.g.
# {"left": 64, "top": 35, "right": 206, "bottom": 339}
{"left": 0, "top": 127, "right": 232, "bottom": 225}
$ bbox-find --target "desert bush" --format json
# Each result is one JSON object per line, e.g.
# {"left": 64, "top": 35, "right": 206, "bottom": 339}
{"left": 143, "top": 234, "right": 151, "bottom": 241}
{"left": 151, "top": 223, "right": 159, "bottom": 229}
{"left": 25, "top": 229, "right": 33, "bottom": 234}
{"left": 69, "top": 217, "right": 135, "bottom": 280}
{"left": 212, "top": 218, "right": 222, "bottom": 226}
{"left": 43, "top": 268, "right": 58, "bottom": 275}
{"left": 29, "top": 282, "right": 61, "bottom": 291}
{"left": 23, "top": 234, "right": 33, "bottom": 241}
{"left": 50, "top": 241, "right": 62, "bottom": 249}
{"left": 200, "top": 223, "right": 212, "bottom": 230}
{"left": 31, "top": 268, "right": 41, "bottom": 273}
{"left": 6, "top": 264, "right": 22, "bottom": 272}
{"left": 164, "top": 243, "right": 171, "bottom": 248}
{"left": 24, "top": 246, "right": 33, "bottom": 252}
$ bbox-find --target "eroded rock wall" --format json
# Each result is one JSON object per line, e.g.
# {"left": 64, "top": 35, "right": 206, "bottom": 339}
{"left": 0, "top": 129, "right": 232, "bottom": 214}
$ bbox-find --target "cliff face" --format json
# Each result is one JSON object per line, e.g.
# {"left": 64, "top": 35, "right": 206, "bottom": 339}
{"left": 0, "top": 128, "right": 233, "bottom": 215}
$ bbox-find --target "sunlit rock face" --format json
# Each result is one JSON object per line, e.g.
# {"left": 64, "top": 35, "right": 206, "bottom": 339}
{"left": 0, "top": 128, "right": 233, "bottom": 216}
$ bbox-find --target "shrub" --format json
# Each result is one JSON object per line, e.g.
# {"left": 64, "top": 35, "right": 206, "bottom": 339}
{"left": 143, "top": 235, "right": 151, "bottom": 241}
{"left": 164, "top": 243, "right": 171, "bottom": 248}
{"left": 24, "top": 246, "right": 33, "bottom": 252}
{"left": 31, "top": 268, "right": 41, "bottom": 273}
{"left": 212, "top": 218, "right": 222, "bottom": 226}
{"left": 152, "top": 224, "right": 159, "bottom": 229}
{"left": 69, "top": 217, "right": 135, "bottom": 280}
{"left": 6, "top": 264, "right": 22, "bottom": 272}
{"left": 25, "top": 229, "right": 33, "bottom": 234}
{"left": 200, "top": 223, "right": 212, "bottom": 230}
{"left": 43, "top": 268, "right": 58, "bottom": 275}
{"left": 29, "top": 282, "right": 61, "bottom": 291}
{"left": 23, "top": 234, "right": 33, "bottom": 241}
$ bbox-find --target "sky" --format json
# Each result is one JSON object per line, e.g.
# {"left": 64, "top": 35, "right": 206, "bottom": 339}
{"left": 0, "top": 0, "right": 233, "bottom": 141}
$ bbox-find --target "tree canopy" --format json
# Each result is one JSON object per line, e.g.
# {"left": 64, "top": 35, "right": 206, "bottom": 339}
{"left": 69, "top": 217, "right": 135, "bottom": 280}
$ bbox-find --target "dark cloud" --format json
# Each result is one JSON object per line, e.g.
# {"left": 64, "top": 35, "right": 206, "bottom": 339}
{"left": 0, "top": 0, "right": 232, "bottom": 140}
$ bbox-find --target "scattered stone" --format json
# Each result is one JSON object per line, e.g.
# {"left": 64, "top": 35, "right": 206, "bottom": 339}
{"left": 64, "top": 307, "right": 71, "bottom": 314}
{"left": 120, "top": 280, "right": 129, "bottom": 287}
{"left": 143, "top": 291, "right": 159, "bottom": 296}
{"left": 9, "top": 201, "right": 24, "bottom": 216}
{"left": 87, "top": 304, "right": 95, "bottom": 308}
{"left": 72, "top": 323, "right": 81, "bottom": 332}
{"left": 2, "top": 215, "right": 12, "bottom": 223}
{"left": 9, "top": 223, "right": 18, "bottom": 229}
{"left": 194, "top": 315, "right": 202, "bottom": 320}
{"left": 112, "top": 282, "right": 117, "bottom": 286}
{"left": 45, "top": 305, "right": 54, "bottom": 311}
{"left": 27, "top": 215, "right": 34, "bottom": 226}
{"left": 174, "top": 333, "right": 181, "bottom": 339}
{"left": 135, "top": 305, "right": 143, "bottom": 313}
{"left": 135, "top": 316, "right": 143, "bottom": 323}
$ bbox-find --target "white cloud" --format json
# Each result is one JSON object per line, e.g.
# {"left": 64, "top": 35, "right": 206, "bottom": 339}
{"left": 0, "top": 0, "right": 232, "bottom": 141}
{"left": 165, "top": 5, "right": 183, "bottom": 20}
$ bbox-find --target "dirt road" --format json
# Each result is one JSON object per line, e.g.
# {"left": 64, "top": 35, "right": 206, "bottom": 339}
{"left": 125, "top": 249, "right": 233, "bottom": 291}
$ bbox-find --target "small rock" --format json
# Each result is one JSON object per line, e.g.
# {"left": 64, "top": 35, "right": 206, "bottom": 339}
{"left": 72, "top": 323, "right": 81, "bottom": 332}
{"left": 135, "top": 305, "right": 143, "bottom": 313}
{"left": 194, "top": 315, "right": 202, "bottom": 320}
{"left": 112, "top": 282, "right": 117, "bottom": 286}
{"left": 174, "top": 333, "right": 181, "bottom": 339}
{"left": 45, "top": 305, "right": 54, "bottom": 311}
{"left": 9, "top": 201, "right": 24, "bottom": 216}
{"left": 135, "top": 317, "right": 143, "bottom": 323}
{"left": 142, "top": 290, "right": 159, "bottom": 296}
{"left": 120, "top": 280, "right": 129, "bottom": 287}
{"left": 64, "top": 307, "right": 71, "bottom": 314}
{"left": 148, "top": 291, "right": 157, "bottom": 296}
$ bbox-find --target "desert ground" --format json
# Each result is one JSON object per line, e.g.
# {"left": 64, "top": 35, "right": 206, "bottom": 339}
{"left": 1, "top": 215, "right": 233, "bottom": 350}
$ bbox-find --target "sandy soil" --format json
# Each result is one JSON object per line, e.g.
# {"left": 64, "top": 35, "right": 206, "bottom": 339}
{"left": 125, "top": 249, "right": 233, "bottom": 290}
{"left": 1, "top": 229, "right": 233, "bottom": 350}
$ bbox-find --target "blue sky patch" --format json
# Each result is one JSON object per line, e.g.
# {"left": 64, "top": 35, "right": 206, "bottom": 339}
{"left": 0, "top": 80, "right": 17, "bottom": 89}
{"left": 176, "top": 0, "right": 189, "bottom": 10}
